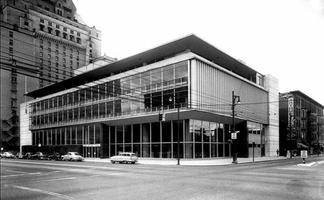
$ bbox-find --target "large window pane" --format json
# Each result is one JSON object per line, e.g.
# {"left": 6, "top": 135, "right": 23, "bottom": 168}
{"left": 162, "top": 121, "right": 171, "bottom": 142}
{"left": 124, "top": 125, "right": 131, "bottom": 143}
{"left": 133, "top": 124, "right": 140, "bottom": 143}
{"left": 151, "top": 122, "right": 160, "bottom": 143}
{"left": 116, "top": 126, "right": 123, "bottom": 143}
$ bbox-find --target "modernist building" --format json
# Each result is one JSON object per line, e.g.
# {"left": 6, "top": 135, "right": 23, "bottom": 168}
{"left": 20, "top": 35, "right": 279, "bottom": 159}
{"left": 1, "top": 0, "right": 101, "bottom": 149}
{"left": 279, "top": 91, "right": 324, "bottom": 155}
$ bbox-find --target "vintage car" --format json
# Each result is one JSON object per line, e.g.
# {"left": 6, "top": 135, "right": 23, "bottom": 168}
{"left": 62, "top": 152, "right": 84, "bottom": 161}
{"left": 110, "top": 152, "right": 138, "bottom": 164}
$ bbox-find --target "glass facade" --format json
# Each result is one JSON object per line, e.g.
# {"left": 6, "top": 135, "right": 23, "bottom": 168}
{"left": 29, "top": 61, "right": 188, "bottom": 129}
{"left": 108, "top": 119, "right": 231, "bottom": 158}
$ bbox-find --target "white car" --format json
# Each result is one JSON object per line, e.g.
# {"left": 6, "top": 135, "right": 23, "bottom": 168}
{"left": 62, "top": 152, "right": 84, "bottom": 161}
{"left": 1, "top": 152, "right": 15, "bottom": 158}
{"left": 110, "top": 152, "right": 138, "bottom": 164}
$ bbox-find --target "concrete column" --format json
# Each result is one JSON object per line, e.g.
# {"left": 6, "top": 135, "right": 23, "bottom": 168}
{"left": 264, "top": 74, "right": 279, "bottom": 156}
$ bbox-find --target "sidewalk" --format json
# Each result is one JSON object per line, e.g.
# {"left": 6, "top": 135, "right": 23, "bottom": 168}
{"left": 84, "top": 156, "right": 287, "bottom": 166}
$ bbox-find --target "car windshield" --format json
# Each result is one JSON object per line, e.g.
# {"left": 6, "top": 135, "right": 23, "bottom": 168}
{"left": 73, "top": 152, "right": 80, "bottom": 155}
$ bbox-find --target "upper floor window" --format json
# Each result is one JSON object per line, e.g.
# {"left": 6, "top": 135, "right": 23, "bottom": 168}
{"left": 40, "top": 19, "right": 44, "bottom": 23}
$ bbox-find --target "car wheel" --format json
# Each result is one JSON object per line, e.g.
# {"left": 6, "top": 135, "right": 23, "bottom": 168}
{"left": 131, "top": 161, "right": 135, "bottom": 164}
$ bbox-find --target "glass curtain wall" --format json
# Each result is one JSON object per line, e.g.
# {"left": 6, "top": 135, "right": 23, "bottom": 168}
{"left": 30, "top": 61, "right": 188, "bottom": 129}
{"left": 108, "top": 119, "right": 231, "bottom": 159}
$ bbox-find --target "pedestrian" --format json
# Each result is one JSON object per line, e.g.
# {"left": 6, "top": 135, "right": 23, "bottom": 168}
{"left": 276, "top": 149, "right": 279, "bottom": 156}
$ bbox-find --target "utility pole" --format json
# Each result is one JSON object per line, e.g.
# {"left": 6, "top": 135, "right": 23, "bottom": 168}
{"left": 177, "top": 104, "right": 180, "bottom": 165}
{"left": 231, "top": 91, "right": 240, "bottom": 164}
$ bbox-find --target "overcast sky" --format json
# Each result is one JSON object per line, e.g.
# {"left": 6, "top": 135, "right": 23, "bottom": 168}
{"left": 74, "top": 0, "right": 324, "bottom": 105}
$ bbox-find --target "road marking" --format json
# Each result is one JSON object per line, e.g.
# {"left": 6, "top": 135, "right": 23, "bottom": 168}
{"left": 34, "top": 177, "right": 76, "bottom": 182}
{"left": 1, "top": 172, "right": 41, "bottom": 178}
{"left": 297, "top": 162, "right": 316, "bottom": 167}
{"left": 2, "top": 160, "right": 119, "bottom": 171}
{"left": 6, "top": 170, "right": 27, "bottom": 174}
{"left": 12, "top": 185, "right": 74, "bottom": 200}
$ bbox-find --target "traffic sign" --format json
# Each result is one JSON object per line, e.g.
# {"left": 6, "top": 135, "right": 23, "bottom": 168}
{"left": 300, "top": 150, "right": 308, "bottom": 158}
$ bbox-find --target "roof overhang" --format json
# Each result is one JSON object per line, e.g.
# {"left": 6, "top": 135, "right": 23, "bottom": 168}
{"left": 26, "top": 34, "right": 259, "bottom": 98}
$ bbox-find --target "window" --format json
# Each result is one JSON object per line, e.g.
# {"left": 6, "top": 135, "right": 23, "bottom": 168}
{"left": 48, "top": 22, "right": 52, "bottom": 26}
{"left": 39, "top": 24, "right": 45, "bottom": 31}
{"left": 63, "top": 27, "right": 67, "bottom": 31}
{"left": 9, "top": 47, "right": 13, "bottom": 54}
{"left": 40, "top": 19, "right": 44, "bottom": 23}
{"left": 63, "top": 32, "right": 67, "bottom": 39}
{"left": 24, "top": 21, "right": 29, "bottom": 26}
{"left": 48, "top": 27, "right": 53, "bottom": 34}
{"left": 55, "top": 30, "right": 60, "bottom": 36}
{"left": 9, "top": 39, "right": 13, "bottom": 45}
{"left": 76, "top": 38, "right": 81, "bottom": 44}
{"left": 77, "top": 32, "right": 80, "bottom": 36}
{"left": 70, "top": 30, "right": 74, "bottom": 34}
{"left": 9, "top": 31, "right": 13, "bottom": 37}
{"left": 56, "top": 24, "right": 60, "bottom": 29}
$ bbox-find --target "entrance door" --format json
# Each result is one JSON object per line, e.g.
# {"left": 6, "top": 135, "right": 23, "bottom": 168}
{"left": 83, "top": 147, "right": 100, "bottom": 158}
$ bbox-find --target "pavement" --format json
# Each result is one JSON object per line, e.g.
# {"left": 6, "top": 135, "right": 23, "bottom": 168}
{"left": 84, "top": 156, "right": 289, "bottom": 165}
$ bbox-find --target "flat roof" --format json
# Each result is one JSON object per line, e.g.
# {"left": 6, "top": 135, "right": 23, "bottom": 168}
{"left": 27, "top": 34, "right": 259, "bottom": 98}
{"left": 282, "top": 90, "right": 324, "bottom": 109}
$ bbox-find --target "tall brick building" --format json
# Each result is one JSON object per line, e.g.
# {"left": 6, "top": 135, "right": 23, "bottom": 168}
{"left": 0, "top": 0, "right": 102, "bottom": 149}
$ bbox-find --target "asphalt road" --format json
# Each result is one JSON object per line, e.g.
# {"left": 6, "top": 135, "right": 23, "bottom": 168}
{"left": 1, "top": 157, "right": 324, "bottom": 200}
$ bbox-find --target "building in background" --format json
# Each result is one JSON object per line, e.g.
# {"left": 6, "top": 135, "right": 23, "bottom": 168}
{"left": 279, "top": 91, "right": 324, "bottom": 155}
{"left": 1, "top": 0, "right": 102, "bottom": 150}
{"left": 20, "top": 34, "right": 279, "bottom": 159}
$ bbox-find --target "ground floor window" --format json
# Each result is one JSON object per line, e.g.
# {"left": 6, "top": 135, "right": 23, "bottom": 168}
{"left": 108, "top": 119, "right": 231, "bottom": 158}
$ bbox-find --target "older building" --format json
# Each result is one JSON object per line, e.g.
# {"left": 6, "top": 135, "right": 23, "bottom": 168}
{"left": 279, "top": 91, "right": 324, "bottom": 155}
{"left": 1, "top": 0, "right": 102, "bottom": 149}
{"left": 20, "top": 35, "right": 279, "bottom": 159}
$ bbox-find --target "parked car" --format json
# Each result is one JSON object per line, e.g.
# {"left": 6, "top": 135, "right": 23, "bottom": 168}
{"left": 110, "top": 152, "right": 138, "bottom": 164}
{"left": 48, "top": 152, "right": 62, "bottom": 161}
{"left": 1, "top": 152, "right": 15, "bottom": 159}
{"left": 23, "top": 152, "right": 33, "bottom": 159}
{"left": 15, "top": 152, "right": 24, "bottom": 159}
{"left": 31, "top": 152, "right": 48, "bottom": 160}
{"left": 62, "top": 152, "right": 84, "bottom": 161}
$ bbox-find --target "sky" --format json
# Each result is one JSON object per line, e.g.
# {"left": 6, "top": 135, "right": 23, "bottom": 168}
{"left": 74, "top": 0, "right": 324, "bottom": 105}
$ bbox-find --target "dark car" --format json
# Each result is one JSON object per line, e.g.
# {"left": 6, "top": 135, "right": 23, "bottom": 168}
{"left": 23, "top": 152, "right": 33, "bottom": 159}
{"left": 48, "top": 153, "right": 62, "bottom": 161}
{"left": 31, "top": 152, "right": 48, "bottom": 160}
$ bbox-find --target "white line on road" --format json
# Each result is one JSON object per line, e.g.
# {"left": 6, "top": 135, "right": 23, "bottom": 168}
{"left": 5, "top": 170, "right": 28, "bottom": 174}
{"left": 1, "top": 172, "right": 41, "bottom": 178}
{"left": 2, "top": 160, "right": 118, "bottom": 171}
{"left": 11, "top": 185, "right": 75, "bottom": 200}
{"left": 34, "top": 177, "right": 76, "bottom": 182}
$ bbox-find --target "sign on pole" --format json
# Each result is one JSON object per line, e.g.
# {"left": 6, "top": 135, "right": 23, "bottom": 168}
{"left": 300, "top": 150, "right": 308, "bottom": 158}
{"left": 231, "top": 131, "right": 239, "bottom": 140}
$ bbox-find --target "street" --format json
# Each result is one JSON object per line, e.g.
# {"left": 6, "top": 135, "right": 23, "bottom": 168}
{"left": 1, "top": 157, "right": 324, "bottom": 200}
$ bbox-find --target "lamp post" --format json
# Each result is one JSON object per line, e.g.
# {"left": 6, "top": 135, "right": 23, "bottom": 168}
{"left": 169, "top": 96, "right": 180, "bottom": 165}
{"left": 231, "top": 91, "right": 240, "bottom": 164}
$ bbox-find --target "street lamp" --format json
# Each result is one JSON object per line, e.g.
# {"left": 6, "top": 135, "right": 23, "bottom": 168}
{"left": 169, "top": 96, "right": 180, "bottom": 165}
{"left": 231, "top": 91, "right": 240, "bottom": 164}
